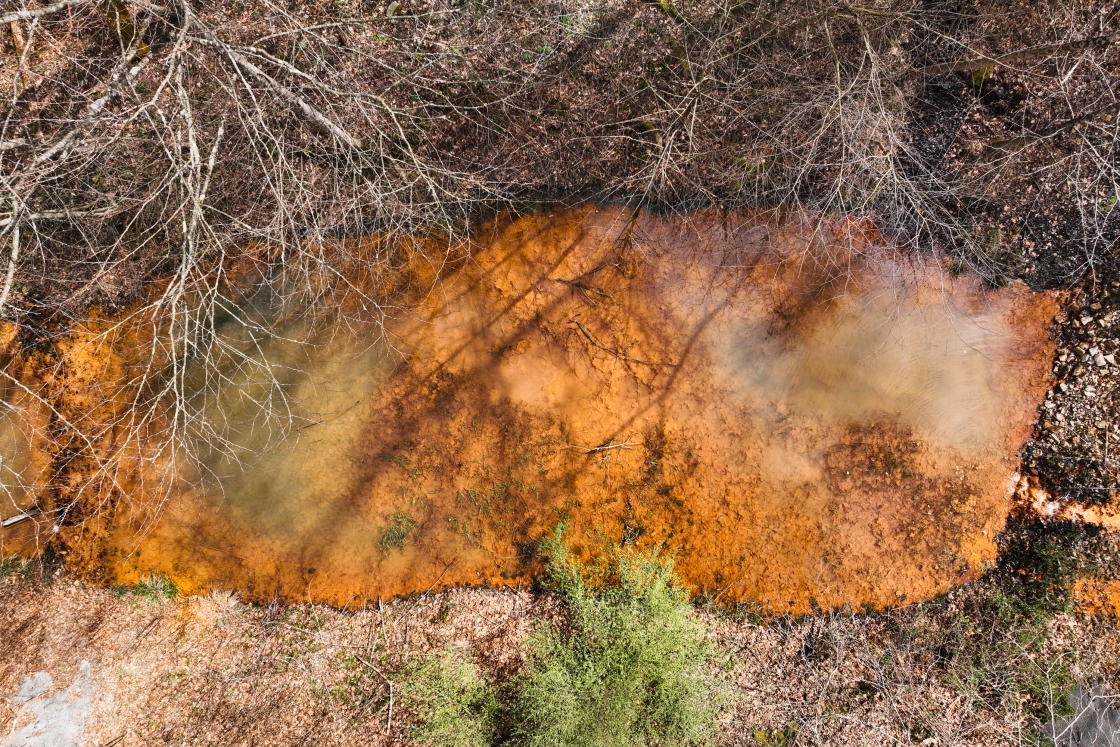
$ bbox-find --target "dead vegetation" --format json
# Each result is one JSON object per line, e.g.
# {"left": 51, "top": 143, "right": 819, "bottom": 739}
{"left": 0, "top": 0, "right": 1116, "bottom": 542}
{"left": 2, "top": 544, "right": 1120, "bottom": 746}
{"left": 0, "top": 11, "right": 1118, "bottom": 744}
{"left": 2, "top": 0, "right": 1117, "bottom": 310}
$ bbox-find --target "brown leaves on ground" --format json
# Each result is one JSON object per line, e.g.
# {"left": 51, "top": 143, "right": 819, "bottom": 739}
{"left": 3, "top": 570, "right": 1120, "bottom": 746}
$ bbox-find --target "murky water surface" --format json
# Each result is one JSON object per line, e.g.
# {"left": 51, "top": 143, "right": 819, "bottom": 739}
{"left": 0, "top": 320, "right": 51, "bottom": 552}
{"left": 3, "top": 208, "right": 1057, "bottom": 611}
{"left": 0, "top": 403, "right": 31, "bottom": 514}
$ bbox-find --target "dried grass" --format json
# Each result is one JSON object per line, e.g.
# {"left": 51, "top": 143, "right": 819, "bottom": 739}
{"left": 3, "top": 567, "right": 1119, "bottom": 746}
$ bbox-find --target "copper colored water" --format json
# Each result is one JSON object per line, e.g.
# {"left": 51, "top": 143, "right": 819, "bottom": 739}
{"left": 79, "top": 209, "right": 1055, "bottom": 611}
{"left": 0, "top": 322, "right": 51, "bottom": 555}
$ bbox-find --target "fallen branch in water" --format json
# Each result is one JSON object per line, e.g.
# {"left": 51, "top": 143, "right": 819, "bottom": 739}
{"left": 1, "top": 508, "right": 41, "bottom": 528}
{"left": 566, "top": 439, "right": 638, "bottom": 454}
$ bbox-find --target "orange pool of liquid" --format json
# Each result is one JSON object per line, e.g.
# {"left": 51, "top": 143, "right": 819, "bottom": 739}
{"left": 3, "top": 207, "right": 1058, "bottom": 613}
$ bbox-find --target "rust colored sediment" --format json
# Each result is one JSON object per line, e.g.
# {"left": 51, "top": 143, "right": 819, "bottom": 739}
{"left": 3, "top": 208, "right": 1058, "bottom": 613}
{"left": 1012, "top": 474, "right": 1120, "bottom": 530}
{"left": 1, "top": 312, "right": 157, "bottom": 558}
{"left": 1075, "top": 578, "right": 1120, "bottom": 618}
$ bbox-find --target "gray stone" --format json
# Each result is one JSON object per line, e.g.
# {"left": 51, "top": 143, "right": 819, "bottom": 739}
{"left": 1045, "top": 685, "right": 1120, "bottom": 747}
{"left": 2, "top": 663, "right": 94, "bottom": 747}
{"left": 12, "top": 674, "right": 52, "bottom": 706}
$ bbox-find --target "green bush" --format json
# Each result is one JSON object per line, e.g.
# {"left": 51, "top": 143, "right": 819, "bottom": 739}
{"left": 933, "top": 519, "right": 1099, "bottom": 720}
{"left": 998, "top": 524, "right": 1098, "bottom": 617}
{"left": 938, "top": 586, "right": 1076, "bottom": 721}
{"left": 381, "top": 530, "right": 731, "bottom": 745}
{"left": 398, "top": 651, "right": 498, "bottom": 747}
{"left": 508, "top": 529, "right": 730, "bottom": 747}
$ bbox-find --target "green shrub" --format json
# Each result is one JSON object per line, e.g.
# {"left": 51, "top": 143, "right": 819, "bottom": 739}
{"left": 508, "top": 529, "right": 730, "bottom": 747}
{"left": 997, "top": 518, "right": 1103, "bottom": 618}
{"left": 752, "top": 723, "right": 798, "bottom": 747}
{"left": 894, "top": 579, "right": 1078, "bottom": 729}
{"left": 362, "top": 531, "right": 731, "bottom": 745}
{"left": 932, "top": 519, "right": 1098, "bottom": 720}
{"left": 398, "top": 651, "right": 498, "bottom": 747}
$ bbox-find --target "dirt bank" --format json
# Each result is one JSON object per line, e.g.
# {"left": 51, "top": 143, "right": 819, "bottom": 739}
{"left": 1, "top": 567, "right": 1118, "bottom": 747}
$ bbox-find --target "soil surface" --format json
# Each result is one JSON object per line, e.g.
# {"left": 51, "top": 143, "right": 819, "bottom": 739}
{"left": 2, "top": 571, "right": 1119, "bottom": 747}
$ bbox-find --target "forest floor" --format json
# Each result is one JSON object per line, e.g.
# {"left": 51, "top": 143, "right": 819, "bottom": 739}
{"left": 2, "top": 1, "right": 1120, "bottom": 744}
{"left": 4, "top": 561, "right": 1120, "bottom": 746}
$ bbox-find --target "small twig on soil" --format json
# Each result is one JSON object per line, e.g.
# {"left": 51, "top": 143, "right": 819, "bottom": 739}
{"left": 0, "top": 223, "right": 20, "bottom": 317}
{"left": 378, "top": 596, "right": 387, "bottom": 651}
{"left": 422, "top": 556, "right": 459, "bottom": 595}
{"left": 566, "top": 439, "right": 638, "bottom": 454}
{"left": 557, "top": 277, "right": 613, "bottom": 303}
{"left": 0, "top": 0, "right": 95, "bottom": 25}
{"left": 570, "top": 319, "right": 665, "bottom": 368}
{"left": 135, "top": 615, "right": 163, "bottom": 641}
{"left": 357, "top": 655, "right": 394, "bottom": 735}
{"left": 1, "top": 507, "right": 40, "bottom": 528}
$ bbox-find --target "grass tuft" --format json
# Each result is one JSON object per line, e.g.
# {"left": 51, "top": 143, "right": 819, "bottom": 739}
{"left": 903, "top": 518, "right": 1105, "bottom": 723}
{"left": 937, "top": 586, "right": 1076, "bottom": 719}
{"left": 380, "top": 511, "right": 419, "bottom": 552}
{"left": 386, "top": 528, "right": 731, "bottom": 745}
{"left": 133, "top": 574, "right": 179, "bottom": 602}
{"left": 0, "top": 555, "right": 35, "bottom": 581}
